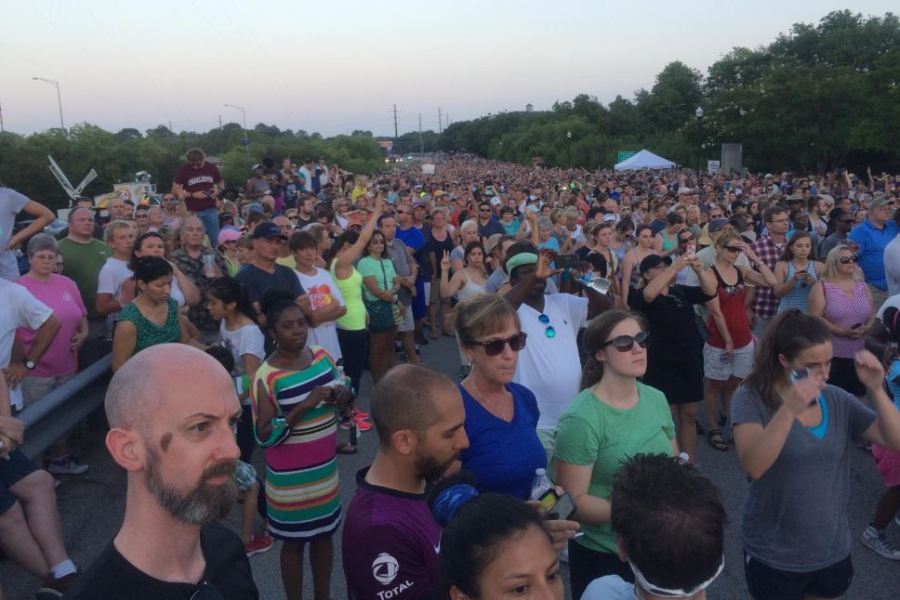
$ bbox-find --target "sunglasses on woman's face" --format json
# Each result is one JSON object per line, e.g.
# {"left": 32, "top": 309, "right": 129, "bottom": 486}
{"left": 838, "top": 255, "right": 859, "bottom": 264}
{"left": 471, "top": 332, "right": 527, "bottom": 356}
{"left": 601, "top": 330, "right": 650, "bottom": 352}
{"left": 723, "top": 245, "right": 742, "bottom": 253}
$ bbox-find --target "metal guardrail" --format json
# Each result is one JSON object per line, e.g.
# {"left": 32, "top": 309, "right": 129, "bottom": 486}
{"left": 18, "top": 354, "right": 112, "bottom": 457}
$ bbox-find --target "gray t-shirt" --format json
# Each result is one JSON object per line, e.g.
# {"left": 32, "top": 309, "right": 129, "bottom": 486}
{"left": 0, "top": 187, "right": 30, "bottom": 281}
{"left": 731, "top": 383, "right": 875, "bottom": 571}
{"left": 386, "top": 238, "right": 414, "bottom": 305}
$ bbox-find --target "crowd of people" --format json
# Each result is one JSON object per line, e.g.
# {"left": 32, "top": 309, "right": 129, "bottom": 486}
{"left": 1, "top": 152, "right": 900, "bottom": 599}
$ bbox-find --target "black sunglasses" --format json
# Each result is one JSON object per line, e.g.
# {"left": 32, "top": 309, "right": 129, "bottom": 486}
{"left": 723, "top": 245, "right": 742, "bottom": 253}
{"left": 601, "top": 330, "right": 650, "bottom": 352}
{"left": 470, "top": 333, "right": 527, "bottom": 356}
{"left": 838, "top": 255, "right": 859, "bottom": 264}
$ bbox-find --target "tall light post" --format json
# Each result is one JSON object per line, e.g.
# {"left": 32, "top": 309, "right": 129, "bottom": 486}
{"left": 32, "top": 76, "right": 65, "bottom": 130}
{"left": 224, "top": 103, "right": 250, "bottom": 161}
{"left": 695, "top": 106, "right": 704, "bottom": 172}
{"left": 566, "top": 130, "right": 573, "bottom": 168}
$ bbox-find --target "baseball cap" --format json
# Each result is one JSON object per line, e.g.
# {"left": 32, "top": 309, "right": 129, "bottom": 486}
{"left": 217, "top": 228, "right": 241, "bottom": 246}
{"left": 677, "top": 187, "right": 693, "bottom": 196}
{"left": 246, "top": 202, "right": 264, "bottom": 215}
{"left": 708, "top": 218, "right": 730, "bottom": 233}
{"left": 639, "top": 254, "right": 672, "bottom": 274}
{"left": 869, "top": 196, "right": 895, "bottom": 210}
{"left": 251, "top": 163, "right": 263, "bottom": 172}
{"left": 251, "top": 222, "right": 287, "bottom": 240}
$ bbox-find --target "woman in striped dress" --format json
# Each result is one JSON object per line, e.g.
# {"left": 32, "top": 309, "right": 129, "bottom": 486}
{"left": 252, "top": 290, "right": 353, "bottom": 600}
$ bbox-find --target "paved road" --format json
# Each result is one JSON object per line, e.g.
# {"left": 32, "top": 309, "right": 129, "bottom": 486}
{"left": 2, "top": 336, "right": 898, "bottom": 599}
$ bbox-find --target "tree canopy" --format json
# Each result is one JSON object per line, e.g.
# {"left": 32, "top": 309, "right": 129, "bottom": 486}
{"left": 438, "top": 11, "right": 900, "bottom": 173}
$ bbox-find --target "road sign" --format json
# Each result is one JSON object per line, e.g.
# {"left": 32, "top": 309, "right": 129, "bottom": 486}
{"left": 617, "top": 150, "right": 637, "bottom": 163}
{"left": 708, "top": 160, "right": 721, "bottom": 174}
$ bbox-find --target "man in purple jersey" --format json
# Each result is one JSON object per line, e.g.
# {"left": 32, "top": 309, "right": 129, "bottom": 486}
{"left": 342, "top": 365, "right": 469, "bottom": 600}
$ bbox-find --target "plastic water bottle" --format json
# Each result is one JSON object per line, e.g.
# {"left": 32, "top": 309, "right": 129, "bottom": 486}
{"left": 530, "top": 468, "right": 553, "bottom": 501}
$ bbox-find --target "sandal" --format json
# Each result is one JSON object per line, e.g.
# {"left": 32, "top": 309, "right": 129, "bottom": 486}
{"left": 337, "top": 443, "right": 358, "bottom": 455}
{"left": 707, "top": 429, "right": 729, "bottom": 451}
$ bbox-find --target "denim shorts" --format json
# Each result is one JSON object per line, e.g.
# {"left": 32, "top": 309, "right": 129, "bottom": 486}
{"left": 0, "top": 449, "right": 39, "bottom": 514}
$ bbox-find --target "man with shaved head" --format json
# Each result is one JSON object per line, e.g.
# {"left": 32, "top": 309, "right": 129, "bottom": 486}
{"left": 342, "top": 364, "right": 469, "bottom": 600}
{"left": 65, "top": 344, "right": 258, "bottom": 599}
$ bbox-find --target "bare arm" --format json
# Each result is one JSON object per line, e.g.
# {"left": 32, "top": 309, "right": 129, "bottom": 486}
{"left": 362, "top": 275, "right": 396, "bottom": 303}
{"left": 772, "top": 262, "right": 793, "bottom": 298}
{"left": 7, "top": 201, "right": 54, "bottom": 250}
{"left": 95, "top": 293, "right": 122, "bottom": 316}
{"left": 554, "top": 460, "right": 611, "bottom": 525}
{"left": 239, "top": 355, "right": 262, "bottom": 403}
{"left": 111, "top": 320, "right": 138, "bottom": 372}
{"left": 620, "top": 254, "right": 634, "bottom": 306}
{"left": 334, "top": 205, "right": 382, "bottom": 276}
{"left": 172, "top": 264, "right": 201, "bottom": 306}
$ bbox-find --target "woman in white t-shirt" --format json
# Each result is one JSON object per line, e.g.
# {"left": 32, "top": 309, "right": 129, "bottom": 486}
{"left": 206, "top": 277, "right": 265, "bottom": 463}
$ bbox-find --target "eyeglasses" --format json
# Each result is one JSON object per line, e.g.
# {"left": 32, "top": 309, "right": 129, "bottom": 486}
{"left": 480, "top": 208, "right": 491, "bottom": 212}
{"left": 723, "top": 246, "right": 742, "bottom": 253}
{"left": 601, "top": 331, "right": 650, "bottom": 352}
{"left": 679, "top": 236, "right": 694, "bottom": 243}
{"left": 537, "top": 314, "right": 556, "bottom": 338}
{"left": 190, "top": 582, "right": 224, "bottom": 600}
{"left": 396, "top": 209, "right": 409, "bottom": 214}
{"left": 470, "top": 333, "right": 527, "bottom": 356}
{"left": 838, "top": 255, "right": 859, "bottom": 264}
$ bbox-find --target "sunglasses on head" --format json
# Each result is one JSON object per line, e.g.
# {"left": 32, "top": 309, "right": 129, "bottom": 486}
{"left": 601, "top": 330, "right": 650, "bottom": 352}
{"left": 838, "top": 255, "right": 859, "bottom": 264}
{"left": 471, "top": 333, "right": 527, "bottom": 356}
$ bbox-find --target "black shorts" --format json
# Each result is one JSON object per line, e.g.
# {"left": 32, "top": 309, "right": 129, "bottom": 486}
{"left": 0, "top": 449, "right": 39, "bottom": 515}
{"left": 827, "top": 357, "right": 865, "bottom": 396}
{"left": 744, "top": 552, "right": 853, "bottom": 600}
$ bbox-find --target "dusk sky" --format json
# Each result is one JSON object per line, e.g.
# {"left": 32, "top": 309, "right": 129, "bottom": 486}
{"left": 1, "top": 1, "right": 894, "bottom": 137}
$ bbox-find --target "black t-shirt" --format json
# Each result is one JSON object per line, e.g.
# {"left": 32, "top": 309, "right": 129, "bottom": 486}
{"left": 235, "top": 262, "right": 305, "bottom": 304}
{"left": 63, "top": 524, "right": 258, "bottom": 600}
{"left": 629, "top": 284, "right": 714, "bottom": 359}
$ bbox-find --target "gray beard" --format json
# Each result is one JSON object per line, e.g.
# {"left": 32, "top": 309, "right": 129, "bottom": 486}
{"left": 145, "top": 449, "right": 237, "bottom": 526}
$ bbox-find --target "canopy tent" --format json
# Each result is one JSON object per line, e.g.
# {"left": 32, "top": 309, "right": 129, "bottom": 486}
{"left": 613, "top": 149, "right": 675, "bottom": 171}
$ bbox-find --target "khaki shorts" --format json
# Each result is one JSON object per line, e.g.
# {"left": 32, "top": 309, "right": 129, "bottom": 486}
{"left": 21, "top": 372, "right": 76, "bottom": 409}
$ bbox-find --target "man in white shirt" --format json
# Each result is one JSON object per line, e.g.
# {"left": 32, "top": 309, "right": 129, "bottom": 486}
{"left": 503, "top": 243, "right": 610, "bottom": 460}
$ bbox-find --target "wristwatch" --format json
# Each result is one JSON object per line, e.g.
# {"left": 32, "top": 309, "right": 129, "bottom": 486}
{"left": 25, "top": 360, "right": 36, "bottom": 370}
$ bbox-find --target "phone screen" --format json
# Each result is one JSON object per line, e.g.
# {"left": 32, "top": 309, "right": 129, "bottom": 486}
{"left": 537, "top": 489, "right": 560, "bottom": 513}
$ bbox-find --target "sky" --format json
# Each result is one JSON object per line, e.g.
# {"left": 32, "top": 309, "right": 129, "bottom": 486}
{"left": 0, "top": 1, "right": 895, "bottom": 137}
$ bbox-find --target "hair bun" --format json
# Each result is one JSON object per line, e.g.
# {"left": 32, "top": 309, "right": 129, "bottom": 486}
{"left": 431, "top": 483, "right": 479, "bottom": 528}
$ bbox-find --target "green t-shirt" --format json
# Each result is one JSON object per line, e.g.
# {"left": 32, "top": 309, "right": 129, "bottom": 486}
{"left": 356, "top": 256, "right": 396, "bottom": 303}
{"left": 58, "top": 237, "right": 109, "bottom": 318}
{"left": 554, "top": 382, "right": 675, "bottom": 553}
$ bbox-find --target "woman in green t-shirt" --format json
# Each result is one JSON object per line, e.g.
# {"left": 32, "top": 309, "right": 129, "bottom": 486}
{"left": 554, "top": 309, "right": 677, "bottom": 600}
{"left": 356, "top": 230, "right": 400, "bottom": 384}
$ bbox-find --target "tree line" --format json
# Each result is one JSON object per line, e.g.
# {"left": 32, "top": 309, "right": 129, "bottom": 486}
{"left": 0, "top": 123, "right": 386, "bottom": 211}
{"left": 437, "top": 10, "right": 900, "bottom": 174}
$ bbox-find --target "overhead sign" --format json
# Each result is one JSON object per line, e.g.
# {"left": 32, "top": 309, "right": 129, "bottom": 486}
{"left": 617, "top": 151, "right": 637, "bottom": 163}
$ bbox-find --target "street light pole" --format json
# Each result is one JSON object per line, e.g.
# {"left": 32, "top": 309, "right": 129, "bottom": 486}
{"left": 694, "top": 106, "right": 705, "bottom": 173}
{"left": 224, "top": 103, "right": 250, "bottom": 162}
{"left": 566, "top": 130, "right": 572, "bottom": 168}
{"left": 32, "top": 77, "right": 65, "bottom": 130}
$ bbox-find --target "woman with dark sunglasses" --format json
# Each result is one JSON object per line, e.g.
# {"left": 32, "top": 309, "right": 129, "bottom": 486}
{"left": 703, "top": 231, "right": 777, "bottom": 451}
{"left": 454, "top": 294, "right": 546, "bottom": 499}
{"left": 808, "top": 244, "right": 875, "bottom": 396}
{"left": 554, "top": 309, "right": 677, "bottom": 599}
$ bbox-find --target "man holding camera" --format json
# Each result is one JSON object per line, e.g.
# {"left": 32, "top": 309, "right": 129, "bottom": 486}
{"left": 172, "top": 148, "right": 224, "bottom": 247}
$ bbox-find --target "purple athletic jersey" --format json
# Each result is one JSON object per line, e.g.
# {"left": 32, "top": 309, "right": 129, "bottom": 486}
{"left": 342, "top": 468, "right": 441, "bottom": 600}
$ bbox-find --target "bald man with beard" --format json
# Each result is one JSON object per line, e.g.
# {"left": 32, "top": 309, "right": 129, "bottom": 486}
{"left": 64, "top": 345, "right": 258, "bottom": 599}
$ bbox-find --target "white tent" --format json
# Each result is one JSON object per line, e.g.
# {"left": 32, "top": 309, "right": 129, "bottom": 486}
{"left": 613, "top": 149, "right": 675, "bottom": 171}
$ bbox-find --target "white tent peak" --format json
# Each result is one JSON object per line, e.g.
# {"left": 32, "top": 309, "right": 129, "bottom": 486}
{"left": 613, "top": 149, "right": 675, "bottom": 171}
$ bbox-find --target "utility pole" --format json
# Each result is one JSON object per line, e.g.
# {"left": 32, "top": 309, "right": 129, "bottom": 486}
{"left": 438, "top": 107, "right": 443, "bottom": 134}
{"left": 218, "top": 115, "right": 223, "bottom": 131}
{"left": 168, "top": 120, "right": 173, "bottom": 133}
{"left": 0, "top": 98, "right": 4, "bottom": 132}
{"left": 418, "top": 113, "right": 424, "bottom": 154}
{"left": 393, "top": 104, "right": 399, "bottom": 142}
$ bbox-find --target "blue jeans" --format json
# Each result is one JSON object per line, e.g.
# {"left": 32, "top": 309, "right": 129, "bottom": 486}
{"left": 194, "top": 207, "right": 220, "bottom": 248}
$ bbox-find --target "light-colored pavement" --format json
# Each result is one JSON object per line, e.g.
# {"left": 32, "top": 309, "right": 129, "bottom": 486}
{"left": 2, "top": 336, "right": 898, "bottom": 599}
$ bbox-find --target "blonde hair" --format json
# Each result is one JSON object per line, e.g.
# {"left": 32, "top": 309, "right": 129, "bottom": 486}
{"left": 454, "top": 294, "right": 521, "bottom": 346}
{"left": 823, "top": 244, "right": 855, "bottom": 279}
{"left": 104, "top": 220, "right": 133, "bottom": 244}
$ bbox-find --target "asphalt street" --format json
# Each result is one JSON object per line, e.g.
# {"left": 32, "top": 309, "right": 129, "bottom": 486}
{"left": 1, "top": 335, "right": 898, "bottom": 599}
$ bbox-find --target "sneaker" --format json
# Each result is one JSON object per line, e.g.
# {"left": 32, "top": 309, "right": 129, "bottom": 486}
{"left": 245, "top": 533, "right": 274, "bottom": 557}
{"left": 860, "top": 525, "right": 900, "bottom": 560}
{"left": 354, "top": 409, "right": 370, "bottom": 419}
{"left": 354, "top": 416, "right": 373, "bottom": 432}
{"left": 37, "top": 572, "right": 79, "bottom": 598}
{"left": 46, "top": 456, "right": 89, "bottom": 476}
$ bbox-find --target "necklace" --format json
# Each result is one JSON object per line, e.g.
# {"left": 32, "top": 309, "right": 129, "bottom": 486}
{"left": 467, "top": 378, "right": 513, "bottom": 421}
